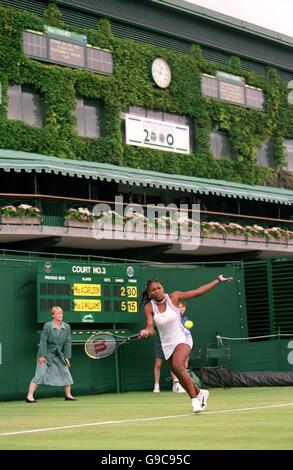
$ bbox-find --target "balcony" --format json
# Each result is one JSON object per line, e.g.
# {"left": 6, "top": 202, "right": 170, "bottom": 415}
{"left": 0, "top": 193, "right": 293, "bottom": 259}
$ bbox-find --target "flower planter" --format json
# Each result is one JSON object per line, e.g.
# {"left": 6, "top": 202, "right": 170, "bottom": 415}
{"left": 227, "top": 234, "right": 288, "bottom": 245}
{"left": 1, "top": 216, "right": 41, "bottom": 225}
{"left": 65, "top": 219, "right": 120, "bottom": 232}
{"left": 202, "top": 232, "right": 272, "bottom": 245}
{"left": 64, "top": 219, "right": 95, "bottom": 229}
{"left": 264, "top": 237, "right": 290, "bottom": 245}
{"left": 245, "top": 235, "right": 269, "bottom": 244}
{"left": 201, "top": 231, "right": 226, "bottom": 239}
{"left": 203, "top": 232, "right": 291, "bottom": 245}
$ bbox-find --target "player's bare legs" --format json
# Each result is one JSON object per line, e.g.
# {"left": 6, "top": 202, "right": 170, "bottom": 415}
{"left": 167, "top": 344, "right": 200, "bottom": 398}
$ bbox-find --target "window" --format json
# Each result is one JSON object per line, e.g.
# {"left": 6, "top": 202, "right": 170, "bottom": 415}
{"left": 146, "top": 109, "right": 163, "bottom": 121}
{"left": 256, "top": 141, "right": 273, "bottom": 168}
{"left": 127, "top": 107, "right": 190, "bottom": 126}
{"left": 210, "top": 130, "right": 233, "bottom": 159}
{"left": 127, "top": 106, "right": 146, "bottom": 117}
{"left": 75, "top": 97, "right": 104, "bottom": 138}
{"left": 285, "top": 139, "right": 293, "bottom": 171}
{"left": 7, "top": 84, "right": 44, "bottom": 127}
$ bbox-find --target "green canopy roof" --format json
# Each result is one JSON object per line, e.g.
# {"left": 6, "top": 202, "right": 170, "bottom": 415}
{"left": 1, "top": 149, "right": 293, "bottom": 205}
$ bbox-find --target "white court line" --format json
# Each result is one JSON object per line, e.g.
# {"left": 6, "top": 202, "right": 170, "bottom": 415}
{"left": 1, "top": 402, "right": 293, "bottom": 437}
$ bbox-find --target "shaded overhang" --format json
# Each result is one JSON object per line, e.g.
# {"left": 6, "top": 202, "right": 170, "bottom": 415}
{"left": 1, "top": 149, "right": 293, "bottom": 205}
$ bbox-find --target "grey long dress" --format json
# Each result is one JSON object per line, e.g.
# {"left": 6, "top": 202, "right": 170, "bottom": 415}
{"left": 32, "top": 321, "right": 73, "bottom": 386}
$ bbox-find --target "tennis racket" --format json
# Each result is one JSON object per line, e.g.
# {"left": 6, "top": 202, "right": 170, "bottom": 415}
{"left": 84, "top": 331, "right": 141, "bottom": 359}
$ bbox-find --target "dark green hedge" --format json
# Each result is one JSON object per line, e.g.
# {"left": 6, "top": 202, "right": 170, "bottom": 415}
{"left": 0, "top": 3, "right": 292, "bottom": 187}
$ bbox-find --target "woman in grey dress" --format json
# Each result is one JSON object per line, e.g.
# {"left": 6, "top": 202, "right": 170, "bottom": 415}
{"left": 26, "top": 306, "right": 76, "bottom": 402}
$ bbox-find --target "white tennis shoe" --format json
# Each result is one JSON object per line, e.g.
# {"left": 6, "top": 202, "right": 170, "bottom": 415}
{"left": 191, "top": 397, "right": 202, "bottom": 413}
{"left": 172, "top": 381, "right": 186, "bottom": 393}
{"left": 198, "top": 389, "right": 209, "bottom": 410}
{"left": 153, "top": 383, "right": 160, "bottom": 393}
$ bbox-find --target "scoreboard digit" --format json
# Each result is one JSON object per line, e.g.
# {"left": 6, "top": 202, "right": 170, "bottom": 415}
{"left": 37, "top": 261, "right": 140, "bottom": 323}
{"left": 127, "top": 286, "right": 137, "bottom": 297}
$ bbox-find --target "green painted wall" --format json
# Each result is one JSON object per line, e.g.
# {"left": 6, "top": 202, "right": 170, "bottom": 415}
{"left": 0, "top": 254, "right": 244, "bottom": 400}
{"left": 1, "top": 253, "right": 292, "bottom": 400}
{"left": 231, "top": 339, "right": 293, "bottom": 372}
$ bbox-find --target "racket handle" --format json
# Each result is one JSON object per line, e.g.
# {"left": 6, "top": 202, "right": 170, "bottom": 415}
{"left": 128, "top": 334, "right": 141, "bottom": 340}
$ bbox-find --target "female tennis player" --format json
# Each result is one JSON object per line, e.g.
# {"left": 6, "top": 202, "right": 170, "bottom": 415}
{"left": 140, "top": 275, "right": 233, "bottom": 412}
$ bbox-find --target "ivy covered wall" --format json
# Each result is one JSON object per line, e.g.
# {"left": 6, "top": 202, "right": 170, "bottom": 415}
{"left": 0, "top": 3, "right": 292, "bottom": 188}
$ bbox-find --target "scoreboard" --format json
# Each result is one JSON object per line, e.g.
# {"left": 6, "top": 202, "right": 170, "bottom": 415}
{"left": 37, "top": 260, "right": 140, "bottom": 323}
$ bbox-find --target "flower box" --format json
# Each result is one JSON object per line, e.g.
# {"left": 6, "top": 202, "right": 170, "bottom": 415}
{"left": 65, "top": 220, "right": 119, "bottom": 233}
{"left": 64, "top": 219, "right": 95, "bottom": 229}
{"left": 1, "top": 216, "right": 41, "bottom": 225}
{"left": 203, "top": 232, "right": 290, "bottom": 245}
{"left": 202, "top": 231, "right": 226, "bottom": 239}
{"left": 1, "top": 204, "right": 41, "bottom": 219}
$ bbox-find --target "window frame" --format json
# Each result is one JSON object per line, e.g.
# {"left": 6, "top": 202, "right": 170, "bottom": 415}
{"left": 74, "top": 96, "right": 104, "bottom": 138}
{"left": 7, "top": 83, "right": 45, "bottom": 128}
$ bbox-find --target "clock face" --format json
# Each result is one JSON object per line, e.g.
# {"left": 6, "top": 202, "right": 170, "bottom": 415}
{"left": 151, "top": 58, "right": 171, "bottom": 88}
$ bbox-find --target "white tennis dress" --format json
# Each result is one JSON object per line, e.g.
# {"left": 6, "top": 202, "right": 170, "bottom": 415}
{"left": 151, "top": 294, "right": 193, "bottom": 360}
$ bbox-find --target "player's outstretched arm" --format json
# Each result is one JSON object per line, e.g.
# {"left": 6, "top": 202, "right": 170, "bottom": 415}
{"left": 171, "top": 274, "right": 233, "bottom": 302}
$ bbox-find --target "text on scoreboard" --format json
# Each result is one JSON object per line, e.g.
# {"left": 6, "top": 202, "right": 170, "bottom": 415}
{"left": 37, "top": 261, "right": 140, "bottom": 323}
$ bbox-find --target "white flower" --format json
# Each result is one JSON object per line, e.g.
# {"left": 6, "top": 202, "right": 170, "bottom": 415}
{"left": 18, "top": 204, "right": 32, "bottom": 210}
{"left": 78, "top": 207, "right": 91, "bottom": 215}
{"left": 227, "top": 223, "right": 243, "bottom": 230}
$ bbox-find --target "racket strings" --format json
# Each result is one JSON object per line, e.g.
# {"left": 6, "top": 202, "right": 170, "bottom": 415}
{"left": 85, "top": 337, "right": 118, "bottom": 358}
{"left": 84, "top": 333, "right": 139, "bottom": 359}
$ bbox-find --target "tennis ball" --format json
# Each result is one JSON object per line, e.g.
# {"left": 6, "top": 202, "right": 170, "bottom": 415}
{"left": 184, "top": 320, "right": 193, "bottom": 329}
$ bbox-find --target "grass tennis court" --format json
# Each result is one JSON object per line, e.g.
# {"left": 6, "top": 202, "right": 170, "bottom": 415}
{"left": 0, "top": 387, "right": 293, "bottom": 450}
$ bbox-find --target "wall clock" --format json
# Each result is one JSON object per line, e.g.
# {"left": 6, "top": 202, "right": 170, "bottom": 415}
{"left": 151, "top": 58, "right": 171, "bottom": 88}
